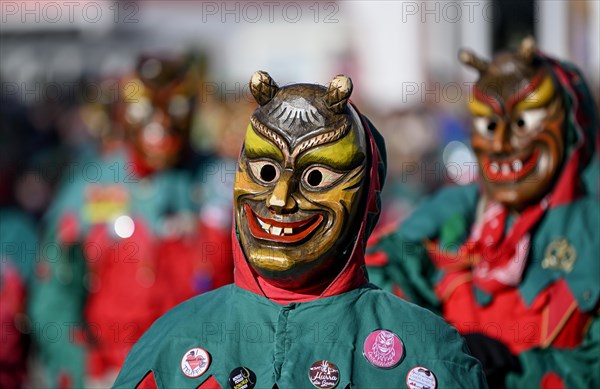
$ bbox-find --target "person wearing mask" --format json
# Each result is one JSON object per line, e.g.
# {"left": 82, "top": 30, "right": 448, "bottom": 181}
{"left": 367, "top": 37, "right": 599, "bottom": 388}
{"left": 29, "top": 54, "right": 220, "bottom": 388}
{"left": 114, "top": 71, "right": 486, "bottom": 388}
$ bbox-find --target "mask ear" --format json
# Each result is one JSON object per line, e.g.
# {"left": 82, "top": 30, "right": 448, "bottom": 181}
{"left": 518, "top": 35, "right": 536, "bottom": 65}
{"left": 458, "top": 49, "right": 489, "bottom": 74}
{"left": 325, "top": 75, "right": 353, "bottom": 113}
{"left": 249, "top": 71, "right": 279, "bottom": 106}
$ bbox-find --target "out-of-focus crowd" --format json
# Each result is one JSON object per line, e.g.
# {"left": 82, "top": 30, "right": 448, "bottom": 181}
{"left": 1, "top": 51, "right": 249, "bottom": 388}
{"left": 1, "top": 43, "right": 598, "bottom": 387}
{"left": 0, "top": 47, "right": 470, "bottom": 388}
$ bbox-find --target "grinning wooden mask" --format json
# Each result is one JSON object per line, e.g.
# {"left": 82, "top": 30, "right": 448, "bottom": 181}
{"left": 234, "top": 71, "right": 368, "bottom": 287}
{"left": 460, "top": 37, "right": 565, "bottom": 211}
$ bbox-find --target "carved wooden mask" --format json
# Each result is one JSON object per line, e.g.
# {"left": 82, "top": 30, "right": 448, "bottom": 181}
{"left": 234, "top": 71, "right": 368, "bottom": 288}
{"left": 460, "top": 37, "right": 565, "bottom": 210}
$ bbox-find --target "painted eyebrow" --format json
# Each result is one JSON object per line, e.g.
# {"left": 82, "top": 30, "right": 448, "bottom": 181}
{"left": 246, "top": 147, "right": 282, "bottom": 161}
{"left": 468, "top": 97, "right": 495, "bottom": 117}
{"left": 511, "top": 74, "right": 555, "bottom": 112}
{"left": 297, "top": 149, "right": 365, "bottom": 170}
{"left": 245, "top": 142, "right": 283, "bottom": 160}
{"left": 243, "top": 123, "right": 284, "bottom": 161}
{"left": 250, "top": 116, "right": 289, "bottom": 156}
{"left": 473, "top": 87, "right": 503, "bottom": 116}
{"left": 296, "top": 129, "right": 365, "bottom": 170}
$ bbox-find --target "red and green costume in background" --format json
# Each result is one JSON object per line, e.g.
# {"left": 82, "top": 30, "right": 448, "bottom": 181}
{"left": 28, "top": 149, "right": 220, "bottom": 388}
{"left": 367, "top": 42, "right": 599, "bottom": 388}
{"left": 114, "top": 72, "right": 486, "bottom": 388}
{"left": 28, "top": 55, "right": 231, "bottom": 389}
{"left": 0, "top": 209, "right": 37, "bottom": 389}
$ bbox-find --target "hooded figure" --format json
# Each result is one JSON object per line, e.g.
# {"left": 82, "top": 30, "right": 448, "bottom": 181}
{"left": 367, "top": 38, "right": 599, "bottom": 389}
{"left": 28, "top": 54, "right": 217, "bottom": 389}
{"left": 114, "top": 72, "right": 486, "bottom": 388}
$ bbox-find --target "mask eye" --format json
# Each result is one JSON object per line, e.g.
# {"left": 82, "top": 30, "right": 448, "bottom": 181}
{"left": 248, "top": 160, "right": 280, "bottom": 185}
{"left": 513, "top": 108, "right": 547, "bottom": 135}
{"left": 473, "top": 117, "right": 498, "bottom": 138}
{"left": 302, "top": 166, "right": 344, "bottom": 190}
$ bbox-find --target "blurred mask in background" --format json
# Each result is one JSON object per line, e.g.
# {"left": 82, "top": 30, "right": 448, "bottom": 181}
{"left": 115, "top": 54, "right": 199, "bottom": 173}
{"left": 461, "top": 37, "right": 566, "bottom": 211}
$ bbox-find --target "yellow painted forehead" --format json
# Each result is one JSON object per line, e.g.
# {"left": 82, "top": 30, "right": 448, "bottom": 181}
{"left": 298, "top": 123, "right": 365, "bottom": 170}
{"left": 467, "top": 74, "right": 557, "bottom": 117}
{"left": 243, "top": 121, "right": 365, "bottom": 170}
{"left": 243, "top": 123, "right": 284, "bottom": 161}
{"left": 513, "top": 74, "right": 556, "bottom": 112}
{"left": 467, "top": 98, "right": 494, "bottom": 117}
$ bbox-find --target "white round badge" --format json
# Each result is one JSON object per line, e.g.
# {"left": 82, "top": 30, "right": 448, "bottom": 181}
{"left": 181, "top": 347, "right": 210, "bottom": 378}
{"left": 406, "top": 366, "right": 437, "bottom": 389}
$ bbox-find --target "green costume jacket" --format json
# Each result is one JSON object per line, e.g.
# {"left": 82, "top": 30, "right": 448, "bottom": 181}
{"left": 114, "top": 283, "right": 486, "bottom": 388}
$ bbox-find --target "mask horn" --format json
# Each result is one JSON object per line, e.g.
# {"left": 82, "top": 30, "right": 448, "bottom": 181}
{"left": 458, "top": 49, "right": 489, "bottom": 74}
{"left": 325, "top": 75, "right": 353, "bottom": 113}
{"left": 518, "top": 36, "right": 536, "bottom": 65}
{"left": 249, "top": 70, "right": 279, "bottom": 106}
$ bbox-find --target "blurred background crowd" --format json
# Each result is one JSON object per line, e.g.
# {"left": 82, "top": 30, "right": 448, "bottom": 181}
{"left": 1, "top": 1, "right": 598, "bottom": 388}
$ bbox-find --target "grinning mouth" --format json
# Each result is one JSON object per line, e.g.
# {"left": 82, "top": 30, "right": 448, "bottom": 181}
{"left": 244, "top": 203, "right": 323, "bottom": 243}
{"left": 482, "top": 148, "right": 540, "bottom": 183}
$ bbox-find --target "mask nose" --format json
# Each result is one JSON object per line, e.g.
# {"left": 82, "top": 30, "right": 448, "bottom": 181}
{"left": 491, "top": 121, "right": 513, "bottom": 154}
{"left": 266, "top": 170, "right": 298, "bottom": 214}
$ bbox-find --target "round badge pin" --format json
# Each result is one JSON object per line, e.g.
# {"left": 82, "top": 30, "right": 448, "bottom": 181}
{"left": 406, "top": 366, "right": 437, "bottom": 389}
{"left": 308, "top": 360, "right": 340, "bottom": 389}
{"left": 181, "top": 347, "right": 210, "bottom": 378}
{"left": 228, "top": 366, "right": 257, "bottom": 389}
{"left": 363, "top": 329, "right": 404, "bottom": 369}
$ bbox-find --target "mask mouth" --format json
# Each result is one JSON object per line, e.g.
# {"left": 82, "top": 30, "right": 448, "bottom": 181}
{"left": 481, "top": 148, "right": 540, "bottom": 183}
{"left": 244, "top": 203, "right": 323, "bottom": 243}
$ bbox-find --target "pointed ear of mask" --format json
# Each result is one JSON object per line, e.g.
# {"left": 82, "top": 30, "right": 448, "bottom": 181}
{"left": 249, "top": 70, "right": 279, "bottom": 106}
{"left": 325, "top": 75, "right": 353, "bottom": 113}
{"left": 458, "top": 49, "right": 490, "bottom": 74}
{"left": 518, "top": 35, "right": 537, "bottom": 65}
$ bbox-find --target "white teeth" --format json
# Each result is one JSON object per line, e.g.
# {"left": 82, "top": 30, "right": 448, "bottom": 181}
{"left": 257, "top": 218, "right": 295, "bottom": 236}
{"left": 258, "top": 219, "right": 271, "bottom": 232}
{"left": 490, "top": 159, "right": 524, "bottom": 177}
{"left": 512, "top": 159, "right": 523, "bottom": 172}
